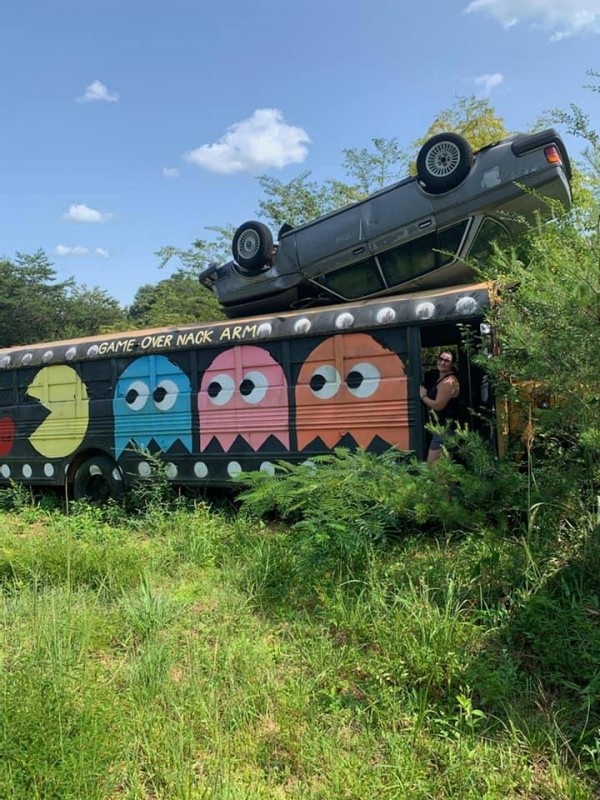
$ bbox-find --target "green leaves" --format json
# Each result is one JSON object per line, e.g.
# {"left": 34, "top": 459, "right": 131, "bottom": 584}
{"left": 238, "top": 441, "right": 527, "bottom": 587}
{"left": 0, "top": 251, "right": 127, "bottom": 347}
{"left": 256, "top": 171, "right": 360, "bottom": 229}
{"left": 126, "top": 270, "right": 224, "bottom": 328}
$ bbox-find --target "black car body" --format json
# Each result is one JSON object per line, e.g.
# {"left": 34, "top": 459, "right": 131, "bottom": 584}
{"left": 201, "top": 129, "right": 571, "bottom": 318}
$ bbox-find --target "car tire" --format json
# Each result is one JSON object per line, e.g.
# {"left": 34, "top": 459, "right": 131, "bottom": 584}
{"left": 232, "top": 221, "right": 274, "bottom": 275}
{"left": 73, "top": 456, "right": 123, "bottom": 504}
{"left": 417, "top": 133, "right": 473, "bottom": 194}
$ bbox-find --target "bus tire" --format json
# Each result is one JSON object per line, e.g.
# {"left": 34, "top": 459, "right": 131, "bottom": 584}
{"left": 232, "top": 221, "right": 273, "bottom": 274}
{"left": 73, "top": 456, "right": 123, "bottom": 504}
{"left": 417, "top": 133, "right": 473, "bottom": 194}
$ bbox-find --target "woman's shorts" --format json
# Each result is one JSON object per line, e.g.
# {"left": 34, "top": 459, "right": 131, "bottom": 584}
{"left": 429, "top": 432, "right": 446, "bottom": 451}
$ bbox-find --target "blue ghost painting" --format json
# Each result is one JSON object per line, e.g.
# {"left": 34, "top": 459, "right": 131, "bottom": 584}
{"left": 114, "top": 355, "right": 192, "bottom": 458}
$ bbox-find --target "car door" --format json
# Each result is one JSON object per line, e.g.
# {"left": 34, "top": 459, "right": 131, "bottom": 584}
{"left": 362, "top": 180, "right": 434, "bottom": 257}
{"left": 294, "top": 203, "right": 365, "bottom": 278}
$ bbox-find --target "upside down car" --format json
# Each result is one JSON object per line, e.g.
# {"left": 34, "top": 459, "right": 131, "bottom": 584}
{"left": 200, "top": 128, "right": 572, "bottom": 318}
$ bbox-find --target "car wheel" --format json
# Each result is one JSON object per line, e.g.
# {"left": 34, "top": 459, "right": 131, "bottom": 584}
{"left": 417, "top": 133, "right": 473, "bottom": 194}
{"left": 232, "top": 221, "right": 274, "bottom": 274}
{"left": 73, "top": 456, "right": 123, "bottom": 504}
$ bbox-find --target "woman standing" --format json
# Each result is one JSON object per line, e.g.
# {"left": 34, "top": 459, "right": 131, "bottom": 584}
{"left": 419, "top": 350, "right": 460, "bottom": 466}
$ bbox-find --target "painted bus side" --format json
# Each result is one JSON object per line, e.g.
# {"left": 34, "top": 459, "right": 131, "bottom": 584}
{"left": 0, "top": 282, "right": 492, "bottom": 498}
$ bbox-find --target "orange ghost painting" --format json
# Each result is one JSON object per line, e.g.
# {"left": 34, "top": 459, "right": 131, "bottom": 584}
{"left": 295, "top": 333, "right": 409, "bottom": 451}
{"left": 199, "top": 346, "right": 290, "bottom": 452}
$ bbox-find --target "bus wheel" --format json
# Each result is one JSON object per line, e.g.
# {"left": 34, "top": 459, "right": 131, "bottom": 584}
{"left": 232, "top": 221, "right": 274, "bottom": 274}
{"left": 417, "top": 133, "right": 473, "bottom": 194}
{"left": 73, "top": 456, "right": 123, "bottom": 504}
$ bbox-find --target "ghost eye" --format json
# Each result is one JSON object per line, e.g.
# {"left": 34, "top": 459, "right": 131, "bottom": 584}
{"left": 346, "top": 362, "right": 380, "bottom": 398}
{"left": 125, "top": 380, "right": 149, "bottom": 411}
{"left": 206, "top": 373, "right": 235, "bottom": 406}
{"left": 308, "top": 365, "right": 341, "bottom": 399}
{"left": 154, "top": 379, "right": 179, "bottom": 411}
{"left": 240, "top": 371, "right": 268, "bottom": 405}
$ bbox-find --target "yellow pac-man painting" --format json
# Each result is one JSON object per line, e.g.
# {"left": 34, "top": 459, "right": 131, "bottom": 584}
{"left": 27, "top": 365, "right": 89, "bottom": 457}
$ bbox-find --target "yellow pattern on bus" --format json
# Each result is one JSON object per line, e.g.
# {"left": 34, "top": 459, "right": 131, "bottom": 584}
{"left": 27, "top": 365, "right": 89, "bottom": 457}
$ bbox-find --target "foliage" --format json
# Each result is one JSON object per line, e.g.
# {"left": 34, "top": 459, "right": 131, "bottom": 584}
{"left": 237, "top": 439, "right": 526, "bottom": 586}
{"left": 151, "top": 228, "right": 233, "bottom": 324}
{"left": 0, "top": 250, "right": 126, "bottom": 347}
{"left": 2, "top": 81, "right": 599, "bottom": 795}
{"left": 392, "top": 94, "right": 513, "bottom": 179}
{"left": 479, "top": 197, "right": 600, "bottom": 496}
{"left": 126, "top": 269, "right": 223, "bottom": 327}
{"left": 463, "top": 75, "right": 600, "bottom": 517}
{"left": 411, "top": 94, "right": 510, "bottom": 157}
{"left": 342, "top": 136, "right": 407, "bottom": 195}
{"left": 0, "top": 250, "right": 72, "bottom": 346}
{"left": 256, "top": 171, "right": 360, "bottom": 229}
{"left": 540, "top": 70, "right": 600, "bottom": 204}
{"left": 156, "top": 224, "right": 234, "bottom": 278}
{"left": 1, "top": 496, "right": 598, "bottom": 798}
{"left": 150, "top": 227, "right": 231, "bottom": 325}
{"left": 59, "top": 283, "right": 127, "bottom": 338}
{"left": 0, "top": 480, "right": 36, "bottom": 512}
{"left": 256, "top": 138, "right": 410, "bottom": 229}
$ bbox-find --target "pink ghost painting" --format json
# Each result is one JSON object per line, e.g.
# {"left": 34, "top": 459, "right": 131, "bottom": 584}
{"left": 199, "top": 346, "right": 290, "bottom": 452}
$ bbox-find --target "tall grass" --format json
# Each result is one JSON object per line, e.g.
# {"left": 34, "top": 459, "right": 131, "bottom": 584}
{"left": 0, "top": 452, "right": 598, "bottom": 798}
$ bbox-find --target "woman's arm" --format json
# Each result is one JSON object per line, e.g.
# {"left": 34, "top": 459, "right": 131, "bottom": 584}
{"left": 419, "top": 376, "right": 459, "bottom": 412}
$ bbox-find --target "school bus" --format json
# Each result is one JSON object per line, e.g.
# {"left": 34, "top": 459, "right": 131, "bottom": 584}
{"left": 0, "top": 281, "right": 497, "bottom": 502}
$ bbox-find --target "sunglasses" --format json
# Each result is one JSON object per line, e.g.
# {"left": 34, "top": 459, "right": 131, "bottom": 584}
{"left": 438, "top": 356, "right": 452, "bottom": 363}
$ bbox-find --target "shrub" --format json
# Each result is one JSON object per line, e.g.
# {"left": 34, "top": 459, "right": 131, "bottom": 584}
{"left": 238, "top": 439, "right": 528, "bottom": 590}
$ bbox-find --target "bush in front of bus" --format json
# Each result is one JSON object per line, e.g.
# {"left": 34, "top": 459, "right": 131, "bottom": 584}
{"left": 237, "top": 430, "right": 526, "bottom": 591}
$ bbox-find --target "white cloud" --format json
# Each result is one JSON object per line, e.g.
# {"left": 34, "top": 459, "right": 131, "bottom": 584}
{"left": 474, "top": 72, "right": 504, "bottom": 95}
{"left": 55, "top": 245, "right": 111, "bottom": 258}
{"left": 77, "top": 79, "right": 119, "bottom": 103}
{"left": 162, "top": 167, "right": 180, "bottom": 178}
{"left": 62, "top": 203, "right": 113, "bottom": 223}
{"left": 465, "top": 0, "right": 600, "bottom": 40}
{"left": 184, "top": 108, "right": 311, "bottom": 174}
{"left": 55, "top": 245, "right": 89, "bottom": 256}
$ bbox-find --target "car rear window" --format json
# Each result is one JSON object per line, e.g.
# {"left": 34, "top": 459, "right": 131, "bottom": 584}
{"left": 468, "top": 218, "right": 510, "bottom": 263}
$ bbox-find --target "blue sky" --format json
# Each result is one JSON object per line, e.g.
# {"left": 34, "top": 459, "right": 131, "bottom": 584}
{"left": 0, "top": 0, "right": 598, "bottom": 306}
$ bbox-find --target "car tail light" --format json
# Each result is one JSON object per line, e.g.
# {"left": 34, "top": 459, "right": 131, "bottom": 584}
{"left": 544, "top": 145, "right": 562, "bottom": 165}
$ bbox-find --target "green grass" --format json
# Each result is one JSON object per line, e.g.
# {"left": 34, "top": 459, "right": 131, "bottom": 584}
{"left": 0, "top": 490, "right": 598, "bottom": 799}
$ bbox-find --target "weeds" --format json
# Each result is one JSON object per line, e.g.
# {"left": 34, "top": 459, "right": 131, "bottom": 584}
{"left": 120, "top": 572, "right": 184, "bottom": 642}
{"left": 0, "top": 445, "right": 598, "bottom": 798}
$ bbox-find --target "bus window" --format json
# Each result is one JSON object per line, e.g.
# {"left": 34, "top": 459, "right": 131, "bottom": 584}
{"left": 80, "top": 360, "right": 113, "bottom": 399}
{"left": 0, "top": 373, "right": 14, "bottom": 408}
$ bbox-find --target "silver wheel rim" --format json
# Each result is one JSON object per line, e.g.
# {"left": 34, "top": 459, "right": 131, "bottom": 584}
{"left": 237, "top": 229, "right": 261, "bottom": 259}
{"left": 425, "top": 141, "right": 461, "bottom": 177}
